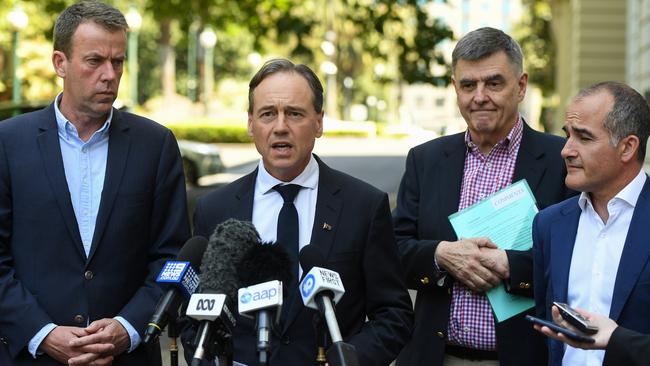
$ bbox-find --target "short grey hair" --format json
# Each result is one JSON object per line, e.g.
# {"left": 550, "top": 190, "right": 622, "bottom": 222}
{"left": 577, "top": 81, "right": 650, "bottom": 163}
{"left": 451, "top": 27, "right": 524, "bottom": 75}
{"left": 54, "top": 1, "right": 128, "bottom": 57}
{"left": 248, "top": 58, "right": 324, "bottom": 114}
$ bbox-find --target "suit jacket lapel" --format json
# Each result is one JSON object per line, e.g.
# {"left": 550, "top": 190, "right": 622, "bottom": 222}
{"left": 87, "top": 110, "right": 130, "bottom": 262}
{"left": 36, "top": 105, "right": 85, "bottom": 258}
{"left": 550, "top": 201, "right": 581, "bottom": 303}
{"left": 513, "top": 122, "right": 546, "bottom": 195}
{"left": 309, "top": 156, "right": 343, "bottom": 259}
{"left": 282, "top": 155, "right": 342, "bottom": 333}
{"left": 439, "top": 133, "right": 466, "bottom": 239}
{"left": 235, "top": 169, "right": 256, "bottom": 221}
{"left": 610, "top": 178, "right": 650, "bottom": 320}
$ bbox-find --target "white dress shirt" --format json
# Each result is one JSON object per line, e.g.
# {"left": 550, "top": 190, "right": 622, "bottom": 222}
{"left": 251, "top": 155, "right": 319, "bottom": 279}
{"left": 563, "top": 169, "right": 647, "bottom": 366}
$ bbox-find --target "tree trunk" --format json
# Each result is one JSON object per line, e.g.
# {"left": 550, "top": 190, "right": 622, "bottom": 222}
{"left": 159, "top": 18, "right": 176, "bottom": 100}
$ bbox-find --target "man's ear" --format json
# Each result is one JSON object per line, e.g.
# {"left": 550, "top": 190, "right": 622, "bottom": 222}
{"left": 247, "top": 114, "right": 254, "bottom": 137}
{"left": 52, "top": 51, "right": 67, "bottom": 78}
{"left": 619, "top": 135, "right": 640, "bottom": 163}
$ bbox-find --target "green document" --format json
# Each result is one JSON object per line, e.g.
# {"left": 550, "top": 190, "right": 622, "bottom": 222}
{"left": 448, "top": 179, "right": 537, "bottom": 322}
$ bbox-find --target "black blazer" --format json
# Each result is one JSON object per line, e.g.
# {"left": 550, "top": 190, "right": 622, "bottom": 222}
{"left": 189, "top": 156, "right": 413, "bottom": 366}
{"left": 0, "top": 104, "right": 190, "bottom": 365}
{"left": 604, "top": 326, "right": 650, "bottom": 366}
{"left": 393, "top": 123, "right": 574, "bottom": 366}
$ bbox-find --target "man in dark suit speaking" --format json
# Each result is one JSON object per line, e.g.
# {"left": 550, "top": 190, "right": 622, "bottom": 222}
{"left": 0, "top": 2, "right": 190, "bottom": 365}
{"left": 189, "top": 58, "right": 413, "bottom": 365}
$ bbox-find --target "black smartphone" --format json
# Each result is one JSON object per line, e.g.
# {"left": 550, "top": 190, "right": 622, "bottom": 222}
{"left": 553, "top": 302, "right": 599, "bottom": 334}
{"left": 526, "top": 315, "right": 595, "bottom": 343}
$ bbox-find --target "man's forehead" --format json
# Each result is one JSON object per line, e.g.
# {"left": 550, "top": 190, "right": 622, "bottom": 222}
{"left": 253, "top": 74, "right": 313, "bottom": 105}
{"left": 454, "top": 53, "right": 518, "bottom": 79}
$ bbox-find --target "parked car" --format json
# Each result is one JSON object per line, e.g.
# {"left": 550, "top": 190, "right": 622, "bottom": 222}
{"left": 177, "top": 140, "right": 225, "bottom": 185}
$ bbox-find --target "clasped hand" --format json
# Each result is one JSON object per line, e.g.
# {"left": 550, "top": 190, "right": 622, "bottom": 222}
{"left": 40, "top": 318, "right": 130, "bottom": 366}
{"left": 435, "top": 237, "right": 509, "bottom": 292}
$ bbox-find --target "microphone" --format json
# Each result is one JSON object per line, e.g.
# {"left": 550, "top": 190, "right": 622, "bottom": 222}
{"left": 186, "top": 292, "right": 236, "bottom": 366}
{"left": 237, "top": 242, "right": 292, "bottom": 365}
{"left": 143, "top": 236, "right": 208, "bottom": 344}
{"left": 188, "top": 219, "right": 261, "bottom": 365}
{"left": 299, "top": 245, "right": 359, "bottom": 366}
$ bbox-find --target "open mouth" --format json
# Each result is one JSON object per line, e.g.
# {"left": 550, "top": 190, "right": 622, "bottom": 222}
{"left": 272, "top": 142, "right": 292, "bottom": 152}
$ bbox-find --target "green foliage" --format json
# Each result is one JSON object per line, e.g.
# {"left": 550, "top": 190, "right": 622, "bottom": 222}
{"left": 515, "top": 0, "right": 555, "bottom": 97}
{"left": 1, "top": 0, "right": 453, "bottom": 120}
{"left": 166, "top": 121, "right": 384, "bottom": 143}
{"left": 166, "top": 123, "right": 252, "bottom": 143}
{"left": 322, "top": 130, "right": 370, "bottom": 138}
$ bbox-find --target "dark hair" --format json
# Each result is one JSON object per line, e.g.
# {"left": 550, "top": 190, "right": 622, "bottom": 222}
{"left": 248, "top": 58, "right": 324, "bottom": 114}
{"left": 576, "top": 81, "right": 650, "bottom": 163}
{"left": 53, "top": 1, "right": 128, "bottom": 57}
{"left": 452, "top": 27, "right": 523, "bottom": 75}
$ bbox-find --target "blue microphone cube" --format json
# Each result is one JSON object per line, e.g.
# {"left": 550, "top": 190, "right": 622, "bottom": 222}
{"left": 157, "top": 261, "right": 200, "bottom": 299}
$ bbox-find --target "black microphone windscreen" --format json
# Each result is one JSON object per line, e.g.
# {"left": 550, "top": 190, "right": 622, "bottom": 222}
{"left": 238, "top": 242, "right": 293, "bottom": 287}
{"left": 177, "top": 236, "right": 209, "bottom": 269}
{"left": 199, "top": 219, "right": 261, "bottom": 301}
{"left": 299, "top": 244, "right": 326, "bottom": 273}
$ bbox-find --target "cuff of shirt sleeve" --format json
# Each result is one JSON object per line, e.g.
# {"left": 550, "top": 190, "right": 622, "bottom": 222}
{"left": 28, "top": 323, "right": 57, "bottom": 358}
{"left": 114, "top": 316, "right": 140, "bottom": 353}
{"left": 433, "top": 256, "right": 448, "bottom": 286}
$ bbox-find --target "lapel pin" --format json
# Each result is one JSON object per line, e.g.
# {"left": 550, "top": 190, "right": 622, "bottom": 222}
{"left": 322, "top": 222, "right": 332, "bottom": 231}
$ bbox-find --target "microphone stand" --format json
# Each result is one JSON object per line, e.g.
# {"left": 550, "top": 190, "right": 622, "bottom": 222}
{"left": 168, "top": 320, "right": 179, "bottom": 366}
{"left": 313, "top": 313, "right": 328, "bottom": 366}
{"left": 315, "top": 295, "right": 359, "bottom": 366}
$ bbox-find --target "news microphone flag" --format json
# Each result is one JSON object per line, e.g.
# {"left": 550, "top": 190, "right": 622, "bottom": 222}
{"left": 238, "top": 280, "right": 283, "bottom": 318}
{"left": 300, "top": 267, "right": 345, "bottom": 309}
{"left": 156, "top": 260, "right": 200, "bottom": 299}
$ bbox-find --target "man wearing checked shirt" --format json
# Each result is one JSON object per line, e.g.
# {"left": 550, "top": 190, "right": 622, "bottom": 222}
{"left": 393, "top": 27, "right": 575, "bottom": 366}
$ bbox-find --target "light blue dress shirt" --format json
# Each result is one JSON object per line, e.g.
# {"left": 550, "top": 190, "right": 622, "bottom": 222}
{"left": 28, "top": 95, "right": 139, "bottom": 357}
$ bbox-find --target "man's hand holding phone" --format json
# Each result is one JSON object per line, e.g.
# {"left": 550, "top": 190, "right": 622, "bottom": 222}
{"left": 533, "top": 305, "right": 618, "bottom": 350}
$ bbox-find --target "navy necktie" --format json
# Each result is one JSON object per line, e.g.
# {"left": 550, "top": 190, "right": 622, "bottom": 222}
{"left": 273, "top": 184, "right": 301, "bottom": 283}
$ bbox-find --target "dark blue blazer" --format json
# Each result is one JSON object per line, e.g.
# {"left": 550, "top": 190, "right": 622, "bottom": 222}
{"left": 533, "top": 175, "right": 650, "bottom": 366}
{"left": 187, "top": 156, "right": 414, "bottom": 366}
{"left": 0, "top": 104, "right": 190, "bottom": 365}
{"left": 394, "top": 123, "right": 574, "bottom": 366}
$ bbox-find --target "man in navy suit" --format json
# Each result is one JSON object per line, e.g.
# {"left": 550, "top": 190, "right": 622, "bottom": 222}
{"left": 394, "top": 27, "right": 573, "bottom": 366}
{"left": 533, "top": 81, "right": 650, "bottom": 366}
{"left": 186, "top": 59, "right": 413, "bottom": 366}
{"left": 0, "top": 2, "right": 190, "bottom": 365}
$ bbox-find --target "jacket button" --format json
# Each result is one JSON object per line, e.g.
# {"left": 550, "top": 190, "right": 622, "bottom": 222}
{"left": 282, "top": 336, "right": 290, "bottom": 345}
{"left": 436, "top": 331, "right": 445, "bottom": 338}
{"left": 0, "top": 337, "right": 7, "bottom": 345}
{"left": 74, "top": 315, "right": 85, "bottom": 324}
{"left": 420, "top": 277, "right": 430, "bottom": 285}
{"left": 84, "top": 270, "right": 94, "bottom": 280}
{"left": 519, "top": 282, "right": 530, "bottom": 289}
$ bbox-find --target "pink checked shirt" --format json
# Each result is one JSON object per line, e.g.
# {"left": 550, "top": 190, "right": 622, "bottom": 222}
{"left": 446, "top": 117, "right": 523, "bottom": 350}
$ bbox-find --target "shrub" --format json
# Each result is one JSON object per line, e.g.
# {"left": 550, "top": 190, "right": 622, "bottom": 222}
{"left": 166, "top": 123, "right": 252, "bottom": 143}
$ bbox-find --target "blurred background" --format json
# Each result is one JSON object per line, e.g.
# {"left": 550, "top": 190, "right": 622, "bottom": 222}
{"left": 2, "top": 0, "right": 646, "bottom": 139}
{"left": 1, "top": 1, "right": 648, "bottom": 365}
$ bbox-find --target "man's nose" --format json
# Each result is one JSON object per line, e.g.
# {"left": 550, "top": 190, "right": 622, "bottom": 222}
{"left": 100, "top": 61, "right": 118, "bottom": 82}
{"left": 473, "top": 84, "right": 489, "bottom": 104}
